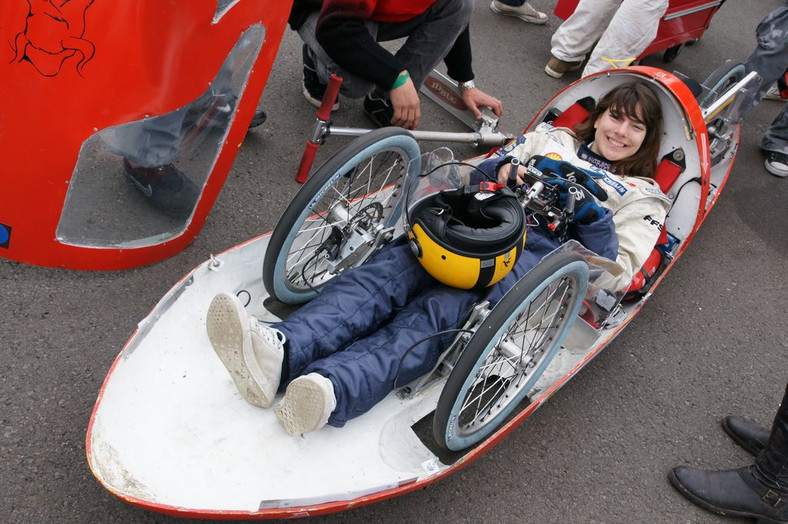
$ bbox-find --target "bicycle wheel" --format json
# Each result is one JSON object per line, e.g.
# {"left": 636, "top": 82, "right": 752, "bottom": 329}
{"left": 698, "top": 61, "right": 747, "bottom": 166}
{"left": 697, "top": 60, "right": 747, "bottom": 110}
{"left": 263, "top": 127, "right": 421, "bottom": 304}
{"left": 434, "top": 251, "right": 589, "bottom": 451}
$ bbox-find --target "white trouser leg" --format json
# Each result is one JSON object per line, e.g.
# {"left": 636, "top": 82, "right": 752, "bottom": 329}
{"left": 550, "top": 0, "right": 620, "bottom": 63}
{"left": 582, "top": 0, "right": 669, "bottom": 76}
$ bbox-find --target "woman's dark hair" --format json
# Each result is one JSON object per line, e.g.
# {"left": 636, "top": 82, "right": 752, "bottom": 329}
{"left": 576, "top": 81, "right": 663, "bottom": 177}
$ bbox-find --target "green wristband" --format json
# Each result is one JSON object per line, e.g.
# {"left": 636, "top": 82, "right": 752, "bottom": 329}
{"left": 391, "top": 71, "right": 409, "bottom": 90}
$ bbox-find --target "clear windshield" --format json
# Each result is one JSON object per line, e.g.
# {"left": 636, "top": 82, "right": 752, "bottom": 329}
{"left": 56, "top": 25, "right": 264, "bottom": 249}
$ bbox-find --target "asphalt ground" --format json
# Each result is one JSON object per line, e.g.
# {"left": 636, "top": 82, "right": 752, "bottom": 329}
{"left": 2, "top": 0, "right": 787, "bottom": 522}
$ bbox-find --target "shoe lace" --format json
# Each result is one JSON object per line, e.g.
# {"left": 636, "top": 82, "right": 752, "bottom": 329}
{"left": 250, "top": 320, "right": 286, "bottom": 348}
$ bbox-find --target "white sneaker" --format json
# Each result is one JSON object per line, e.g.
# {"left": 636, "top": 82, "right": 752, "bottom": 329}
{"left": 764, "top": 83, "right": 787, "bottom": 102}
{"left": 275, "top": 373, "right": 336, "bottom": 436}
{"left": 490, "top": 0, "right": 548, "bottom": 25}
{"left": 764, "top": 151, "right": 788, "bottom": 178}
{"left": 206, "top": 292, "right": 285, "bottom": 408}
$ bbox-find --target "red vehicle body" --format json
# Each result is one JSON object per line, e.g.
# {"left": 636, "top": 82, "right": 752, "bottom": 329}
{"left": 0, "top": 0, "right": 291, "bottom": 270}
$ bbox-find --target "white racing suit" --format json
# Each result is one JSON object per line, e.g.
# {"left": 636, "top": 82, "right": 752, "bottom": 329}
{"left": 491, "top": 122, "right": 672, "bottom": 289}
{"left": 551, "top": 0, "right": 669, "bottom": 77}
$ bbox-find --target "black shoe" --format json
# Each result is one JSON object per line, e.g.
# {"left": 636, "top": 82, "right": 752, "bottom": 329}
{"left": 248, "top": 109, "right": 266, "bottom": 128}
{"left": 363, "top": 91, "right": 394, "bottom": 128}
{"left": 723, "top": 416, "right": 770, "bottom": 456}
{"left": 302, "top": 44, "right": 339, "bottom": 111}
{"left": 669, "top": 465, "right": 788, "bottom": 523}
{"left": 123, "top": 159, "right": 200, "bottom": 219}
{"left": 764, "top": 151, "right": 788, "bottom": 177}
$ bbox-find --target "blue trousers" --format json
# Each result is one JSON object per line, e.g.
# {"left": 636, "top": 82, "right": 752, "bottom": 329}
{"left": 274, "top": 232, "right": 558, "bottom": 427}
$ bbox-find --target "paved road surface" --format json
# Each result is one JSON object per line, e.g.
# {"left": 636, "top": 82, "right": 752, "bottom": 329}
{"left": 2, "top": 0, "right": 787, "bottom": 522}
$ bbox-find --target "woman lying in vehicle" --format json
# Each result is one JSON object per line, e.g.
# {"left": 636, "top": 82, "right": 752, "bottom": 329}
{"left": 205, "top": 81, "right": 671, "bottom": 437}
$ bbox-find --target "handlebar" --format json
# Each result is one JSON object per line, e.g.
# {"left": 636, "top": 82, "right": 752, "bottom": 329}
{"left": 505, "top": 158, "right": 584, "bottom": 233}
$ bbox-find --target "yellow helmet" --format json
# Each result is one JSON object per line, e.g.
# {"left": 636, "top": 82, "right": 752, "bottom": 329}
{"left": 406, "top": 182, "right": 527, "bottom": 290}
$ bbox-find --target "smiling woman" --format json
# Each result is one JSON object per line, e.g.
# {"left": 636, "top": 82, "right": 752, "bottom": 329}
{"left": 578, "top": 81, "right": 664, "bottom": 176}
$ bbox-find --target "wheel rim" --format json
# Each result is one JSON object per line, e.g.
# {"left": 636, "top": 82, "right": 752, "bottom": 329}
{"left": 453, "top": 271, "right": 581, "bottom": 438}
{"left": 282, "top": 148, "right": 409, "bottom": 295}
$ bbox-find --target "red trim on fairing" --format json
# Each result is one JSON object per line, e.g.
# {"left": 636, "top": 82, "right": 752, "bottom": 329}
{"left": 1, "top": 0, "right": 292, "bottom": 270}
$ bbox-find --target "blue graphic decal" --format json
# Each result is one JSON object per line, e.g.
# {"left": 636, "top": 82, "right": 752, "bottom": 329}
{"left": 0, "top": 223, "right": 11, "bottom": 248}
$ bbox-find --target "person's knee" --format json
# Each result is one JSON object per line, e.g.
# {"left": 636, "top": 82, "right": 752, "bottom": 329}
{"left": 458, "top": 0, "right": 474, "bottom": 19}
{"left": 433, "top": 0, "right": 473, "bottom": 22}
{"left": 339, "top": 78, "right": 375, "bottom": 99}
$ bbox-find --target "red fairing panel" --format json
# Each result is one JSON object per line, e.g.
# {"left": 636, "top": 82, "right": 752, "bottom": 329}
{"left": 0, "top": 0, "right": 292, "bottom": 269}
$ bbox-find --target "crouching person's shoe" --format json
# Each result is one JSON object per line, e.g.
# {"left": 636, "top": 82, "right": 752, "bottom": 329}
{"left": 275, "top": 373, "right": 336, "bottom": 436}
{"left": 363, "top": 90, "right": 394, "bottom": 128}
{"left": 123, "top": 159, "right": 199, "bottom": 219}
{"left": 544, "top": 55, "right": 583, "bottom": 79}
{"left": 723, "top": 416, "right": 770, "bottom": 456}
{"left": 206, "top": 292, "right": 285, "bottom": 408}
{"left": 669, "top": 465, "right": 788, "bottom": 523}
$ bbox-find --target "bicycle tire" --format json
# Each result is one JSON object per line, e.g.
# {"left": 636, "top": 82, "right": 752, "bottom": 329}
{"left": 697, "top": 60, "right": 746, "bottom": 111}
{"left": 698, "top": 61, "right": 747, "bottom": 166}
{"left": 433, "top": 251, "right": 589, "bottom": 451}
{"left": 263, "top": 127, "right": 421, "bottom": 304}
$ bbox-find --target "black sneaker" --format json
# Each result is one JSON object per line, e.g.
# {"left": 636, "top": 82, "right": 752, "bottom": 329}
{"left": 248, "top": 109, "right": 266, "bottom": 128}
{"left": 764, "top": 150, "right": 788, "bottom": 177}
{"left": 122, "top": 159, "right": 200, "bottom": 219}
{"left": 363, "top": 91, "right": 394, "bottom": 128}
{"left": 302, "top": 44, "right": 339, "bottom": 111}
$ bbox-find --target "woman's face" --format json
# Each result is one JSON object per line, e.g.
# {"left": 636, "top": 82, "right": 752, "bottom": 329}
{"left": 591, "top": 105, "right": 647, "bottom": 162}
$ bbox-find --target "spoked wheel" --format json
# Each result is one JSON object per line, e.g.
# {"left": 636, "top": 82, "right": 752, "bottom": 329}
{"left": 263, "top": 127, "right": 421, "bottom": 304}
{"left": 434, "top": 251, "right": 589, "bottom": 451}
{"left": 698, "top": 60, "right": 747, "bottom": 166}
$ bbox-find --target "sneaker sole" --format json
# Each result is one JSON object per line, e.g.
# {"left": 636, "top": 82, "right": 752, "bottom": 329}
{"left": 490, "top": 2, "right": 548, "bottom": 24}
{"left": 206, "top": 293, "right": 269, "bottom": 408}
{"left": 544, "top": 64, "right": 565, "bottom": 79}
{"left": 764, "top": 158, "right": 788, "bottom": 177}
{"left": 544, "top": 61, "right": 583, "bottom": 79}
{"left": 275, "top": 375, "right": 334, "bottom": 436}
{"left": 302, "top": 85, "right": 339, "bottom": 111}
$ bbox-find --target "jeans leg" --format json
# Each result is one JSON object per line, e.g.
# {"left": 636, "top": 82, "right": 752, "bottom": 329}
{"left": 754, "top": 382, "right": 788, "bottom": 491}
{"left": 742, "top": 7, "right": 788, "bottom": 115}
{"left": 762, "top": 106, "right": 788, "bottom": 155}
{"left": 376, "top": 0, "right": 473, "bottom": 88}
{"left": 105, "top": 109, "right": 186, "bottom": 167}
{"left": 296, "top": 11, "right": 377, "bottom": 98}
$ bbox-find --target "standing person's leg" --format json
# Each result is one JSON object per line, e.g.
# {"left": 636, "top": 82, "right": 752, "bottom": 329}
{"left": 741, "top": 7, "right": 788, "bottom": 115}
{"left": 754, "top": 382, "right": 788, "bottom": 497}
{"left": 762, "top": 106, "right": 788, "bottom": 177}
{"left": 375, "top": 0, "right": 474, "bottom": 89}
{"left": 740, "top": 6, "right": 788, "bottom": 177}
{"left": 582, "top": 0, "right": 669, "bottom": 76}
{"left": 669, "top": 383, "right": 788, "bottom": 522}
{"left": 546, "top": 0, "right": 620, "bottom": 78}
